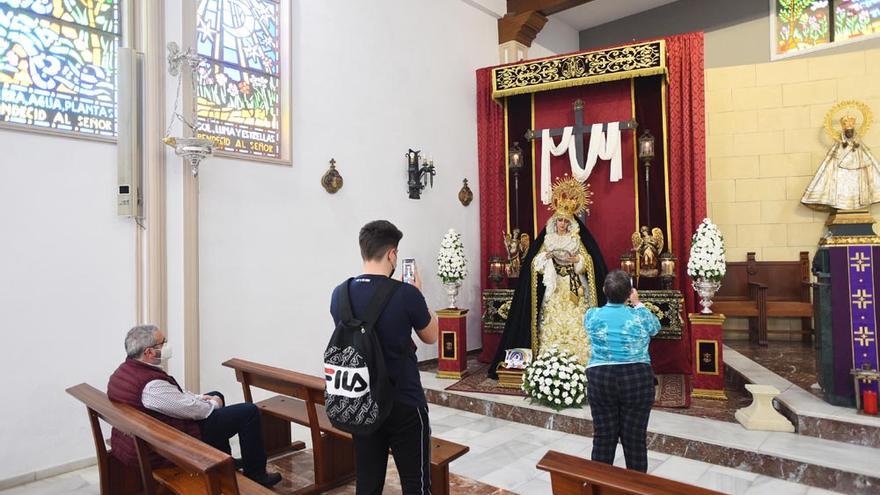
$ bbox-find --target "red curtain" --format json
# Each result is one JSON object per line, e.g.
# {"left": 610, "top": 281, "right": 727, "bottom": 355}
{"left": 476, "top": 67, "right": 507, "bottom": 362}
{"left": 665, "top": 32, "right": 707, "bottom": 316}
{"left": 476, "top": 68, "right": 506, "bottom": 290}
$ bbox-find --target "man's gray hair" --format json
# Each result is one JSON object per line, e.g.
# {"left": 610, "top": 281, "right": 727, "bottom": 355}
{"left": 125, "top": 324, "right": 159, "bottom": 358}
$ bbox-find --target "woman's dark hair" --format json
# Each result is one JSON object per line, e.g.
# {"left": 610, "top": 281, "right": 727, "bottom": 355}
{"left": 603, "top": 270, "right": 632, "bottom": 304}
{"left": 359, "top": 220, "right": 403, "bottom": 261}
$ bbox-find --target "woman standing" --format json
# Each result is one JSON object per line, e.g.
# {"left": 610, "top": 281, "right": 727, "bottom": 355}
{"left": 584, "top": 270, "right": 660, "bottom": 472}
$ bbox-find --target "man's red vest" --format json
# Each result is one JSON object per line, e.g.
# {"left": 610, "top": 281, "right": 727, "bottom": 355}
{"left": 106, "top": 358, "right": 202, "bottom": 466}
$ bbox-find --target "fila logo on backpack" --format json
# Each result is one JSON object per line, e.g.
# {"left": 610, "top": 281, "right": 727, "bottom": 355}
{"left": 324, "top": 364, "right": 370, "bottom": 398}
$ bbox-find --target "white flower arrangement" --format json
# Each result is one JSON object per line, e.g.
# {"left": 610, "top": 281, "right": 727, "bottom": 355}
{"left": 687, "top": 218, "right": 726, "bottom": 282}
{"left": 436, "top": 228, "right": 468, "bottom": 284}
{"left": 522, "top": 347, "right": 587, "bottom": 411}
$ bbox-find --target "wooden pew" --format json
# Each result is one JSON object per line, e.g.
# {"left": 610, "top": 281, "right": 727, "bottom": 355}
{"left": 713, "top": 252, "right": 813, "bottom": 345}
{"left": 66, "top": 383, "right": 273, "bottom": 495}
{"left": 537, "top": 450, "right": 725, "bottom": 495}
{"left": 223, "top": 358, "right": 469, "bottom": 495}
{"left": 712, "top": 252, "right": 768, "bottom": 345}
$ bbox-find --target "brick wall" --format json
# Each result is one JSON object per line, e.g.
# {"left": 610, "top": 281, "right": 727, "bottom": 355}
{"left": 705, "top": 48, "right": 880, "bottom": 336}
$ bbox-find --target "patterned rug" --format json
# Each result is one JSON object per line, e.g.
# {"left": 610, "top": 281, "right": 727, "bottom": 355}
{"left": 444, "top": 363, "right": 527, "bottom": 397}
{"left": 442, "top": 364, "right": 689, "bottom": 408}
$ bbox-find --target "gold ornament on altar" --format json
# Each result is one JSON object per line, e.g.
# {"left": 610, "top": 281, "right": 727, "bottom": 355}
{"left": 549, "top": 177, "right": 592, "bottom": 219}
{"left": 631, "top": 226, "right": 665, "bottom": 278}
{"left": 502, "top": 228, "right": 530, "bottom": 278}
{"left": 823, "top": 100, "right": 872, "bottom": 143}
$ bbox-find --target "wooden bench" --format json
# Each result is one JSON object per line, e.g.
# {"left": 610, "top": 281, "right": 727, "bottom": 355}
{"left": 223, "top": 358, "right": 469, "bottom": 495}
{"left": 713, "top": 252, "right": 813, "bottom": 345}
{"left": 66, "top": 383, "right": 273, "bottom": 495}
{"left": 537, "top": 450, "right": 725, "bottom": 495}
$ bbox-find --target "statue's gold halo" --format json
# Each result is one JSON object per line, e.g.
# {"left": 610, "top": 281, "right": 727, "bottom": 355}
{"left": 549, "top": 177, "right": 593, "bottom": 218}
{"left": 824, "top": 100, "right": 872, "bottom": 142}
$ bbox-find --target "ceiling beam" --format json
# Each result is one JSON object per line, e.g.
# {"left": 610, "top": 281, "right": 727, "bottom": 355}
{"left": 507, "top": 0, "right": 593, "bottom": 16}
{"left": 498, "top": 10, "right": 548, "bottom": 46}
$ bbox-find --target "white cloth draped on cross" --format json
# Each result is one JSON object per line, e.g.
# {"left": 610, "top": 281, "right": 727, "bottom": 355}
{"left": 539, "top": 123, "right": 622, "bottom": 205}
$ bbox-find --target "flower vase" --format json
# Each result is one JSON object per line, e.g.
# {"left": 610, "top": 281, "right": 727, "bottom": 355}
{"left": 443, "top": 281, "right": 462, "bottom": 309}
{"left": 692, "top": 279, "right": 722, "bottom": 314}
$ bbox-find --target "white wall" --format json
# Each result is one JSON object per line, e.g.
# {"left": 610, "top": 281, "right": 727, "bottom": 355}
{"left": 197, "top": 0, "right": 501, "bottom": 400}
{"left": 0, "top": 131, "right": 136, "bottom": 481}
{"left": 531, "top": 17, "right": 580, "bottom": 59}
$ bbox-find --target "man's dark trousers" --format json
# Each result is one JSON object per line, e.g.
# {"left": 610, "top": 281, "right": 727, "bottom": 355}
{"left": 353, "top": 401, "right": 432, "bottom": 494}
{"left": 198, "top": 391, "right": 268, "bottom": 477}
{"left": 587, "top": 363, "right": 655, "bottom": 472}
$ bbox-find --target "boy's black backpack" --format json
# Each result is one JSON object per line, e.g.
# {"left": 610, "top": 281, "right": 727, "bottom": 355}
{"left": 324, "top": 276, "right": 400, "bottom": 435}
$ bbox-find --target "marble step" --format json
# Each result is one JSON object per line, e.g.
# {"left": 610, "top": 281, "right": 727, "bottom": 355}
{"left": 724, "top": 346, "right": 880, "bottom": 449}
{"left": 421, "top": 371, "right": 880, "bottom": 495}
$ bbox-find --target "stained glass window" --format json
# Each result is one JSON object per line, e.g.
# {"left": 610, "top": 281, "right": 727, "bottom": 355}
{"left": 774, "top": 0, "right": 880, "bottom": 58}
{"left": 196, "top": 0, "right": 282, "bottom": 159}
{"left": 835, "top": 0, "right": 880, "bottom": 41}
{"left": 0, "top": 0, "right": 119, "bottom": 138}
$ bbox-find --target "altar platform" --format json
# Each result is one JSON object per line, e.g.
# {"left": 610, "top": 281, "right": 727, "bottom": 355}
{"left": 419, "top": 346, "right": 880, "bottom": 494}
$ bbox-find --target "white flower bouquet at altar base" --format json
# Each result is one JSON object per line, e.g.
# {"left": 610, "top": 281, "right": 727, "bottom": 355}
{"left": 436, "top": 229, "right": 468, "bottom": 284}
{"left": 687, "top": 218, "right": 726, "bottom": 282}
{"left": 437, "top": 228, "right": 468, "bottom": 308}
{"left": 522, "top": 347, "right": 587, "bottom": 411}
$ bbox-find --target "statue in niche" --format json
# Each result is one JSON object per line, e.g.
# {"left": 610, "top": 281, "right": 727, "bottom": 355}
{"left": 802, "top": 101, "right": 880, "bottom": 211}
{"left": 631, "top": 226, "right": 665, "bottom": 278}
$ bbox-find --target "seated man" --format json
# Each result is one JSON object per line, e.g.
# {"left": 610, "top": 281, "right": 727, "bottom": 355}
{"left": 107, "top": 324, "right": 281, "bottom": 487}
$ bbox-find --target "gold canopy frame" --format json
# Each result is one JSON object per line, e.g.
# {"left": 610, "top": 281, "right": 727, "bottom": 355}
{"left": 492, "top": 40, "right": 667, "bottom": 98}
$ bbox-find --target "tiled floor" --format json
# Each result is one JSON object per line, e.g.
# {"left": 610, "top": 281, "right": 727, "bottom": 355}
{"left": 0, "top": 404, "right": 849, "bottom": 495}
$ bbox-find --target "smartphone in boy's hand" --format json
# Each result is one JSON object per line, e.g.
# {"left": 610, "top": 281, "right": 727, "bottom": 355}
{"left": 403, "top": 258, "right": 416, "bottom": 285}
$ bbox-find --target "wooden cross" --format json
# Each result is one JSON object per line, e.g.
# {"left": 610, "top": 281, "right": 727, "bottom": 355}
{"left": 523, "top": 99, "right": 638, "bottom": 169}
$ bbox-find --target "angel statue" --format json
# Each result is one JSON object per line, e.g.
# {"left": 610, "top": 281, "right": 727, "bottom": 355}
{"left": 802, "top": 101, "right": 880, "bottom": 211}
{"left": 631, "top": 226, "right": 665, "bottom": 277}
{"left": 502, "top": 228, "right": 530, "bottom": 278}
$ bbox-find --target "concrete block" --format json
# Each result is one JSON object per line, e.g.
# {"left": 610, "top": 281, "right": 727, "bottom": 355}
{"left": 708, "top": 179, "right": 736, "bottom": 203}
{"left": 786, "top": 175, "right": 813, "bottom": 201}
{"left": 755, "top": 58, "right": 809, "bottom": 86}
{"left": 707, "top": 134, "right": 737, "bottom": 158}
{"left": 715, "top": 223, "right": 738, "bottom": 247}
{"left": 738, "top": 223, "right": 788, "bottom": 246}
{"left": 706, "top": 89, "right": 735, "bottom": 113}
{"left": 709, "top": 110, "right": 758, "bottom": 136}
{"left": 733, "top": 131, "right": 785, "bottom": 156}
{"left": 756, "top": 106, "right": 812, "bottom": 131}
{"left": 759, "top": 153, "right": 814, "bottom": 177}
{"left": 760, "top": 200, "right": 814, "bottom": 224}
{"left": 711, "top": 202, "right": 761, "bottom": 225}
{"left": 782, "top": 80, "right": 837, "bottom": 107}
{"left": 732, "top": 85, "right": 783, "bottom": 110}
{"left": 735, "top": 178, "right": 787, "bottom": 202}
{"left": 808, "top": 51, "right": 865, "bottom": 80}
{"left": 710, "top": 155, "right": 759, "bottom": 179}
{"left": 784, "top": 128, "right": 828, "bottom": 154}
{"left": 706, "top": 65, "right": 756, "bottom": 91}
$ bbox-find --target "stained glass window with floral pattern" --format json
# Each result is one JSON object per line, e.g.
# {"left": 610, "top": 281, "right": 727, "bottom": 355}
{"left": 774, "top": 0, "right": 880, "bottom": 58}
{"left": 0, "top": 0, "right": 119, "bottom": 138}
{"left": 834, "top": 0, "right": 880, "bottom": 41}
{"left": 196, "top": 0, "right": 281, "bottom": 159}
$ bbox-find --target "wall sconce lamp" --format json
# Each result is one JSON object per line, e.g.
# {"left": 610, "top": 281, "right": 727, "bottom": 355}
{"left": 509, "top": 141, "right": 524, "bottom": 228}
{"left": 488, "top": 255, "right": 506, "bottom": 287}
{"left": 407, "top": 149, "right": 436, "bottom": 199}
{"left": 638, "top": 129, "right": 655, "bottom": 210}
{"left": 659, "top": 251, "right": 676, "bottom": 289}
{"left": 620, "top": 251, "right": 636, "bottom": 278}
